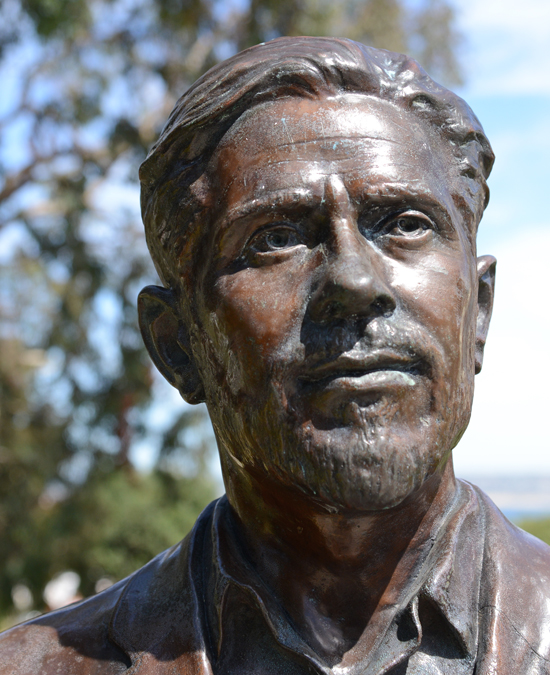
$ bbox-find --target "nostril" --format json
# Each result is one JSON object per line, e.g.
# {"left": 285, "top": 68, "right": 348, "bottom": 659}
{"left": 372, "top": 297, "right": 395, "bottom": 318}
{"left": 308, "top": 258, "right": 397, "bottom": 324}
{"left": 324, "top": 301, "right": 341, "bottom": 321}
{"left": 314, "top": 296, "right": 395, "bottom": 325}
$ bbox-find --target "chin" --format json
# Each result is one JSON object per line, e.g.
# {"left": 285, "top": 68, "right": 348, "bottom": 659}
{"left": 210, "top": 377, "right": 473, "bottom": 514}
{"left": 294, "top": 389, "right": 474, "bottom": 513}
{"left": 232, "top": 409, "right": 453, "bottom": 513}
{"left": 277, "top": 432, "right": 447, "bottom": 513}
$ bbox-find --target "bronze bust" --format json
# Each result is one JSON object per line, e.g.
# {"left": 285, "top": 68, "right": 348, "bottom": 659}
{"left": 2, "top": 37, "right": 550, "bottom": 674}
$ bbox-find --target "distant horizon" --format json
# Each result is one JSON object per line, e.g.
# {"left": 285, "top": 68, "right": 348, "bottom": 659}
{"left": 451, "top": 473, "right": 550, "bottom": 520}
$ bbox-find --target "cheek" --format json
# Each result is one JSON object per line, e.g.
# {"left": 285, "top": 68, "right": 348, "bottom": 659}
{"left": 209, "top": 263, "right": 310, "bottom": 364}
{"left": 390, "top": 253, "right": 476, "bottom": 367}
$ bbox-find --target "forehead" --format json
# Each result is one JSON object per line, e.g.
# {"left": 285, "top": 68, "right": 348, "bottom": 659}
{"left": 222, "top": 94, "right": 437, "bottom": 158}
{"left": 206, "top": 95, "right": 462, "bottom": 225}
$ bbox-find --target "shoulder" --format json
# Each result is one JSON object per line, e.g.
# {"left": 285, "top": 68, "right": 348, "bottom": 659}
{"left": 0, "top": 500, "right": 216, "bottom": 675}
{"left": 466, "top": 483, "right": 550, "bottom": 665}
{"left": 0, "top": 577, "right": 131, "bottom": 674}
{"left": 470, "top": 482, "right": 550, "bottom": 583}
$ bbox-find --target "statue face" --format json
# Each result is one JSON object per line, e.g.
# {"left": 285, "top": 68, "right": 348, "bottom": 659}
{"left": 186, "top": 94, "right": 490, "bottom": 511}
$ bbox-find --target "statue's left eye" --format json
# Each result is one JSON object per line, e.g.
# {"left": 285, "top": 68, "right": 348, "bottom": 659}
{"left": 254, "top": 227, "right": 299, "bottom": 252}
{"left": 389, "top": 215, "right": 432, "bottom": 237}
{"left": 265, "top": 231, "right": 294, "bottom": 248}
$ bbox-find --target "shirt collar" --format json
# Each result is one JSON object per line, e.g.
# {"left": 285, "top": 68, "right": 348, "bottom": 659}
{"left": 206, "top": 480, "right": 484, "bottom": 673}
{"left": 420, "top": 480, "right": 486, "bottom": 656}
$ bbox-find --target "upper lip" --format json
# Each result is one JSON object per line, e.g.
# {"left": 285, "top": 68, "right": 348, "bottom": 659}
{"left": 298, "top": 351, "right": 426, "bottom": 383}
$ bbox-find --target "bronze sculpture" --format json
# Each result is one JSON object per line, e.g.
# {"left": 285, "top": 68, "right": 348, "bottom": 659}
{"left": 2, "top": 36, "right": 550, "bottom": 674}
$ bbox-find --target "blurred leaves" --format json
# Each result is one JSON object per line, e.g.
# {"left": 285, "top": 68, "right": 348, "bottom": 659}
{"left": 24, "top": 467, "right": 216, "bottom": 598}
{"left": 238, "top": 0, "right": 462, "bottom": 84}
{"left": 0, "top": 0, "right": 463, "bottom": 616}
{"left": 22, "top": 0, "right": 91, "bottom": 38}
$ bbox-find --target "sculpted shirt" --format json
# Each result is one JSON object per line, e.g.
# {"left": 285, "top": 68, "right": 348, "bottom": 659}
{"left": 2, "top": 480, "right": 550, "bottom": 674}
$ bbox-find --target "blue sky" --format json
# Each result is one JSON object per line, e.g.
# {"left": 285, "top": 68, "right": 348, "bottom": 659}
{"left": 449, "top": 0, "right": 550, "bottom": 476}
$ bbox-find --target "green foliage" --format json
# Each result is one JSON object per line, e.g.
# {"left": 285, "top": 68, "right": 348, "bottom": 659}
{"left": 22, "top": 0, "right": 90, "bottom": 38}
{"left": 36, "top": 467, "right": 216, "bottom": 600}
{"left": 516, "top": 517, "right": 550, "bottom": 547}
{"left": 238, "top": 0, "right": 461, "bottom": 84}
{"left": 0, "top": 0, "right": 463, "bottom": 621}
{"left": 1, "top": 462, "right": 216, "bottom": 609}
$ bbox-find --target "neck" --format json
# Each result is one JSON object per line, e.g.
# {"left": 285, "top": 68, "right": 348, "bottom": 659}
{"left": 222, "top": 458, "right": 457, "bottom": 664}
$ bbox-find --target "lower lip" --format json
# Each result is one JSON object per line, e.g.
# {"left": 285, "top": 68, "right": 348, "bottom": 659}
{"left": 308, "top": 369, "right": 418, "bottom": 391}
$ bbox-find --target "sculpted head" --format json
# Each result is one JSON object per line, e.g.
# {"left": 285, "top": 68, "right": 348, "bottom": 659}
{"left": 138, "top": 37, "right": 496, "bottom": 513}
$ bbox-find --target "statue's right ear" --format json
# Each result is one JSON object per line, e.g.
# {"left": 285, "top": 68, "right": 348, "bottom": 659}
{"left": 138, "top": 285, "right": 205, "bottom": 404}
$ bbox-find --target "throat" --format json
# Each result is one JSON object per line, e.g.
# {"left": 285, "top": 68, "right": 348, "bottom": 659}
{"left": 223, "top": 461, "right": 457, "bottom": 667}
{"left": 293, "top": 575, "right": 395, "bottom": 666}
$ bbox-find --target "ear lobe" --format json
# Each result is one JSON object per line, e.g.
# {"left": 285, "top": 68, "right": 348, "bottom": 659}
{"left": 138, "top": 285, "right": 205, "bottom": 404}
{"left": 475, "top": 255, "right": 496, "bottom": 374}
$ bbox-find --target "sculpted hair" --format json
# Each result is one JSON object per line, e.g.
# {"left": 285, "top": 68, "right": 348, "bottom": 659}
{"left": 140, "top": 36, "right": 494, "bottom": 289}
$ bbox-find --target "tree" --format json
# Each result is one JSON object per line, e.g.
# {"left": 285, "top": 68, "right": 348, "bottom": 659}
{"left": 0, "top": 0, "right": 463, "bottom": 617}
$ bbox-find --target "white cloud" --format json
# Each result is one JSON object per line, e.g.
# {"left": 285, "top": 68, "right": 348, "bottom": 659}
{"left": 461, "top": 0, "right": 550, "bottom": 32}
{"left": 456, "top": 0, "right": 550, "bottom": 96}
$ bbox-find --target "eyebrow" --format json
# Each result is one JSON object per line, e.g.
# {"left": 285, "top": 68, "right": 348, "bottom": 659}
{"left": 219, "top": 189, "right": 318, "bottom": 228}
{"left": 217, "top": 181, "right": 457, "bottom": 233}
{"left": 358, "top": 189, "right": 456, "bottom": 227}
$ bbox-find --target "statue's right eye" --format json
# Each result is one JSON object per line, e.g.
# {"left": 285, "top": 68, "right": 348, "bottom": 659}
{"left": 250, "top": 226, "right": 301, "bottom": 253}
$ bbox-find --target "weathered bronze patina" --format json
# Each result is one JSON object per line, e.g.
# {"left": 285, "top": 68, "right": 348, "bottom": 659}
{"left": 2, "top": 37, "right": 549, "bottom": 674}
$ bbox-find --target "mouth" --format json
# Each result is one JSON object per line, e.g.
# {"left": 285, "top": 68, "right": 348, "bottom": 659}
{"left": 298, "top": 352, "right": 427, "bottom": 387}
{"left": 295, "top": 352, "right": 429, "bottom": 418}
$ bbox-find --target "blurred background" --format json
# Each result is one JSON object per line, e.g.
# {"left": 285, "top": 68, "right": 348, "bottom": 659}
{"left": 0, "top": 0, "right": 548, "bottom": 628}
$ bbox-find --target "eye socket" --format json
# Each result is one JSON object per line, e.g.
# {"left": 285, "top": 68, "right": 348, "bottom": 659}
{"left": 249, "top": 226, "right": 301, "bottom": 253}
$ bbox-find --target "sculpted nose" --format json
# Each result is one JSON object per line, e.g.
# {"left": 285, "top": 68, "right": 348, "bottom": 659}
{"left": 308, "top": 229, "right": 396, "bottom": 325}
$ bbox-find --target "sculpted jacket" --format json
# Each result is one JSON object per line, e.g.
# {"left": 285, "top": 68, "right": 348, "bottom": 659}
{"left": 2, "top": 480, "right": 550, "bottom": 674}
